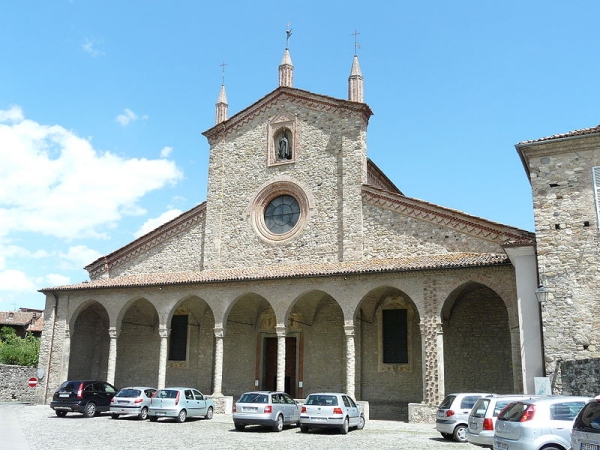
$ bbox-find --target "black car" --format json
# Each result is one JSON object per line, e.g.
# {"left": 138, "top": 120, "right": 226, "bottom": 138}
{"left": 50, "top": 380, "right": 118, "bottom": 417}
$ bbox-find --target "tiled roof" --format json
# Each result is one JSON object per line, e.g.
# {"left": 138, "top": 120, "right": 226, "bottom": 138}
{"left": 41, "top": 252, "right": 511, "bottom": 292}
{"left": 519, "top": 125, "right": 600, "bottom": 145}
{"left": 0, "top": 311, "right": 43, "bottom": 331}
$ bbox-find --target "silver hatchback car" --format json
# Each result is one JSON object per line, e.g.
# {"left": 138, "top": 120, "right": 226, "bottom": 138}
{"left": 148, "top": 387, "right": 214, "bottom": 423}
{"left": 232, "top": 391, "right": 300, "bottom": 432}
{"left": 494, "top": 395, "right": 592, "bottom": 450}
{"left": 436, "top": 392, "right": 492, "bottom": 442}
{"left": 299, "top": 392, "right": 365, "bottom": 434}
{"left": 110, "top": 386, "right": 157, "bottom": 420}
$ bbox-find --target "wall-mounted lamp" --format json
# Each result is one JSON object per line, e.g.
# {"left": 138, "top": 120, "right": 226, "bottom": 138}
{"left": 535, "top": 284, "right": 548, "bottom": 303}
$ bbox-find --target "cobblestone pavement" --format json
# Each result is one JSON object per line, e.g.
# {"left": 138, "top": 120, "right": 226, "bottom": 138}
{"left": 6, "top": 403, "right": 483, "bottom": 450}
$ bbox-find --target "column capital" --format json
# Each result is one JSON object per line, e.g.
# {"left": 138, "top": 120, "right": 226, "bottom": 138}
{"left": 214, "top": 326, "right": 225, "bottom": 338}
{"left": 108, "top": 327, "right": 120, "bottom": 339}
{"left": 159, "top": 327, "right": 170, "bottom": 338}
{"left": 275, "top": 325, "right": 287, "bottom": 337}
{"left": 344, "top": 324, "right": 355, "bottom": 336}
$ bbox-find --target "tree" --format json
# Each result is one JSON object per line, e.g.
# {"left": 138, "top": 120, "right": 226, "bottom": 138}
{"left": 0, "top": 326, "right": 40, "bottom": 366}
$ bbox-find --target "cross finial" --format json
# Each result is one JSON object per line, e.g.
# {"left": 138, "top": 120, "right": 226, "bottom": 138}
{"left": 220, "top": 61, "right": 227, "bottom": 85}
{"left": 285, "top": 22, "right": 292, "bottom": 48}
{"left": 352, "top": 30, "right": 360, "bottom": 55}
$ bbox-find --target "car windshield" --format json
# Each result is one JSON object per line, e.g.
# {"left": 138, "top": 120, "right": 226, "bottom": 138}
{"left": 439, "top": 395, "right": 456, "bottom": 409}
{"left": 238, "top": 393, "right": 268, "bottom": 403}
{"left": 471, "top": 399, "right": 490, "bottom": 418}
{"left": 156, "top": 390, "right": 179, "bottom": 399}
{"left": 498, "top": 402, "right": 529, "bottom": 421}
{"left": 574, "top": 402, "right": 600, "bottom": 431}
{"left": 494, "top": 400, "right": 516, "bottom": 416}
{"left": 116, "top": 389, "right": 141, "bottom": 398}
{"left": 57, "top": 381, "right": 79, "bottom": 392}
{"left": 306, "top": 395, "right": 338, "bottom": 406}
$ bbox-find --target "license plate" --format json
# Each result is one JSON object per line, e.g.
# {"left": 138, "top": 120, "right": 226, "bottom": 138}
{"left": 311, "top": 417, "right": 327, "bottom": 422}
{"left": 118, "top": 401, "right": 128, "bottom": 405}
{"left": 156, "top": 411, "right": 165, "bottom": 416}
{"left": 495, "top": 440, "right": 508, "bottom": 450}
{"left": 59, "top": 394, "right": 69, "bottom": 398}
{"left": 242, "top": 407, "right": 257, "bottom": 412}
{"left": 582, "top": 444, "right": 600, "bottom": 450}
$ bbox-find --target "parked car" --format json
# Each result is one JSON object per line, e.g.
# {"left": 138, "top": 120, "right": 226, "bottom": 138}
{"left": 494, "top": 395, "right": 593, "bottom": 450}
{"left": 467, "top": 395, "right": 539, "bottom": 448}
{"left": 571, "top": 395, "right": 600, "bottom": 450}
{"left": 436, "top": 392, "right": 492, "bottom": 442}
{"left": 299, "top": 392, "right": 365, "bottom": 434}
{"left": 50, "top": 380, "right": 118, "bottom": 418}
{"left": 148, "top": 387, "right": 214, "bottom": 423}
{"left": 232, "top": 391, "right": 300, "bottom": 432}
{"left": 110, "top": 386, "right": 157, "bottom": 420}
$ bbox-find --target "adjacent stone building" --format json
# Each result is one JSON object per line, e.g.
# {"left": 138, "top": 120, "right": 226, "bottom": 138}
{"left": 35, "top": 43, "right": 543, "bottom": 420}
{"left": 517, "top": 127, "right": 600, "bottom": 394}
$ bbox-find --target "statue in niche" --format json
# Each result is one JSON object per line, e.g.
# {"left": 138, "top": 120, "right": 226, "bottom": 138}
{"left": 277, "top": 129, "right": 292, "bottom": 160}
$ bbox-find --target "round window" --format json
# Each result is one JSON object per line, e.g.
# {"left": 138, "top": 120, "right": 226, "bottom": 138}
{"left": 264, "top": 195, "right": 300, "bottom": 234}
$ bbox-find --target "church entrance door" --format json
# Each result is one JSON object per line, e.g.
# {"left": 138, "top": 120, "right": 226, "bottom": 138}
{"left": 262, "top": 336, "right": 297, "bottom": 397}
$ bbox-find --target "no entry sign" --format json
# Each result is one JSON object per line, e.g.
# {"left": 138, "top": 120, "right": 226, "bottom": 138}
{"left": 28, "top": 377, "right": 38, "bottom": 387}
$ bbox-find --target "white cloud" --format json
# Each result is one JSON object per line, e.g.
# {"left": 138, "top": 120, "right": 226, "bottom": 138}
{"left": 116, "top": 108, "right": 148, "bottom": 126}
{"left": 134, "top": 209, "right": 183, "bottom": 238}
{"left": 0, "top": 270, "right": 36, "bottom": 292}
{"left": 0, "top": 106, "right": 184, "bottom": 239}
{"left": 0, "top": 105, "right": 24, "bottom": 123}
{"left": 81, "top": 38, "right": 105, "bottom": 57}
{"left": 160, "top": 146, "right": 173, "bottom": 158}
{"left": 59, "top": 245, "right": 103, "bottom": 269}
{"left": 44, "top": 273, "right": 71, "bottom": 287}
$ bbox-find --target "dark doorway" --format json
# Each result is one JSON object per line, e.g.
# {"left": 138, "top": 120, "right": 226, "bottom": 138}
{"left": 262, "top": 336, "right": 297, "bottom": 397}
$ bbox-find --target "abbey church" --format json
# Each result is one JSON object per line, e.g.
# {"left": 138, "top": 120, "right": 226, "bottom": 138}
{"left": 36, "top": 39, "right": 551, "bottom": 421}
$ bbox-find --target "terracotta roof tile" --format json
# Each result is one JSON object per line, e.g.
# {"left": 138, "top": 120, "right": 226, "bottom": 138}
{"left": 41, "top": 252, "right": 510, "bottom": 292}
{"left": 519, "top": 124, "right": 600, "bottom": 145}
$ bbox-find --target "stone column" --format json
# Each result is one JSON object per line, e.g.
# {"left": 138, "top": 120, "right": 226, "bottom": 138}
{"left": 420, "top": 318, "right": 445, "bottom": 405}
{"left": 276, "top": 326, "right": 286, "bottom": 392}
{"left": 158, "top": 327, "right": 170, "bottom": 389}
{"left": 213, "top": 326, "right": 224, "bottom": 396}
{"left": 106, "top": 327, "right": 119, "bottom": 386}
{"left": 61, "top": 325, "right": 72, "bottom": 383}
{"left": 344, "top": 324, "right": 356, "bottom": 399}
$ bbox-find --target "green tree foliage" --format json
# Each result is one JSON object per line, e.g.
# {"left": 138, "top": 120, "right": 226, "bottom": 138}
{"left": 0, "top": 326, "right": 40, "bottom": 366}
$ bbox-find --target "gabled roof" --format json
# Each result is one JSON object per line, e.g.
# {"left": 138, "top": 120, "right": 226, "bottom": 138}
{"left": 0, "top": 310, "right": 44, "bottom": 332}
{"left": 518, "top": 124, "right": 600, "bottom": 146}
{"left": 362, "top": 185, "right": 534, "bottom": 246}
{"left": 41, "top": 252, "right": 511, "bottom": 293}
{"left": 202, "top": 86, "right": 373, "bottom": 142}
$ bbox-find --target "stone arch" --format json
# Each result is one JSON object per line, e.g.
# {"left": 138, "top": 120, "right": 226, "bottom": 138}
{"left": 223, "top": 292, "right": 274, "bottom": 398}
{"left": 441, "top": 281, "right": 513, "bottom": 393}
{"left": 68, "top": 300, "right": 110, "bottom": 381}
{"left": 163, "top": 294, "right": 215, "bottom": 393}
{"left": 288, "top": 289, "right": 345, "bottom": 397}
{"left": 356, "top": 285, "right": 422, "bottom": 420}
{"left": 114, "top": 297, "right": 159, "bottom": 388}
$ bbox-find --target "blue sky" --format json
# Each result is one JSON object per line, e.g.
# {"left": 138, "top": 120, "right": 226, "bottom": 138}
{"left": 1, "top": 1, "right": 599, "bottom": 311}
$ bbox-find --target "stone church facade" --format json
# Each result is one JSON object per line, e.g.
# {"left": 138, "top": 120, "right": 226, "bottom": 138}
{"left": 35, "top": 45, "right": 543, "bottom": 421}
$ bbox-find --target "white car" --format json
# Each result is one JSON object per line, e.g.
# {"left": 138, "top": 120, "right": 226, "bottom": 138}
{"left": 110, "top": 386, "right": 157, "bottom": 420}
{"left": 436, "top": 392, "right": 492, "bottom": 442}
{"left": 299, "top": 392, "right": 365, "bottom": 434}
{"left": 494, "top": 396, "right": 592, "bottom": 450}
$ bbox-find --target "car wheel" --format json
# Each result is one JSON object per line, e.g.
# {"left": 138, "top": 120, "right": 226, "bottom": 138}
{"left": 273, "top": 414, "right": 284, "bottom": 432}
{"left": 139, "top": 407, "right": 148, "bottom": 420}
{"left": 234, "top": 423, "right": 245, "bottom": 431}
{"left": 300, "top": 425, "right": 309, "bottom": 433}
{"left": 340, "top": 417, "right": 349, "bottom": 435}
{"left": 356, "top": 414, "right": 365, "bottom": 430}
{"left": 83, "top": 402, "right": 96, "bottom": 418}
{"left": 149, "top": 416, "right": 158, "bottom": 422}
{"left": 441, "top": 432, "right": 453, "bottom": 440}
{"left": 111, "top": 414, "right": 119, "bottom": 420}
{"left": 176, "top": 409, "right": 187, "bottom": 423}
{"left": 205, "top": 406, "right": 213, "bottom": 420}
{"left": 453, "top": 424, "right": 467, "bottom": 442}
{"left": 55, "top": 410, "right": 67, "bottom": 417}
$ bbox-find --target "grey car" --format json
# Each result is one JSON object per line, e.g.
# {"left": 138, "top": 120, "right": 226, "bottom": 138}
{"left": 467, "top": 395, "right": 538, "bottom": 448}
{"left": 233, "top": 391, "right": 300, "bottom": 432}
{"left": 494, "top": 395, "right": 593, "bottom": 450}
{"left": 299, "top": 392, "right": 365, "bottom": 434}
{"left": 110, "top": 386, "right": 157, "bottom": 420}
{"left": 571, "top": 396, "right": 600, "bottom": 450}
{"left": 436, "top": 392, "right": 492, "bottom": 442}
{"left": 148, "top": 387, "right": 214, "bottom": 423}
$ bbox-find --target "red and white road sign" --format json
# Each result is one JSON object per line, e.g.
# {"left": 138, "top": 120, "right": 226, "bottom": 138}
{"left": 28, "top": 377, "right": 38, "bottom": 388}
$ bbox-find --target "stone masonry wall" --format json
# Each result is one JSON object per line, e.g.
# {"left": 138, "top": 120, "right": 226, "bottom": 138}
{"left": 523, "top": 135, "right": 600, "bottom": 388}
{"left": 0, "top": 364, "right": 37, "bottom": 402}
{"left": 202, "top": 98, "right": 368, "bottom": 270}
{"left": 560, "top": 358, "right": 600, "bottom": 396}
